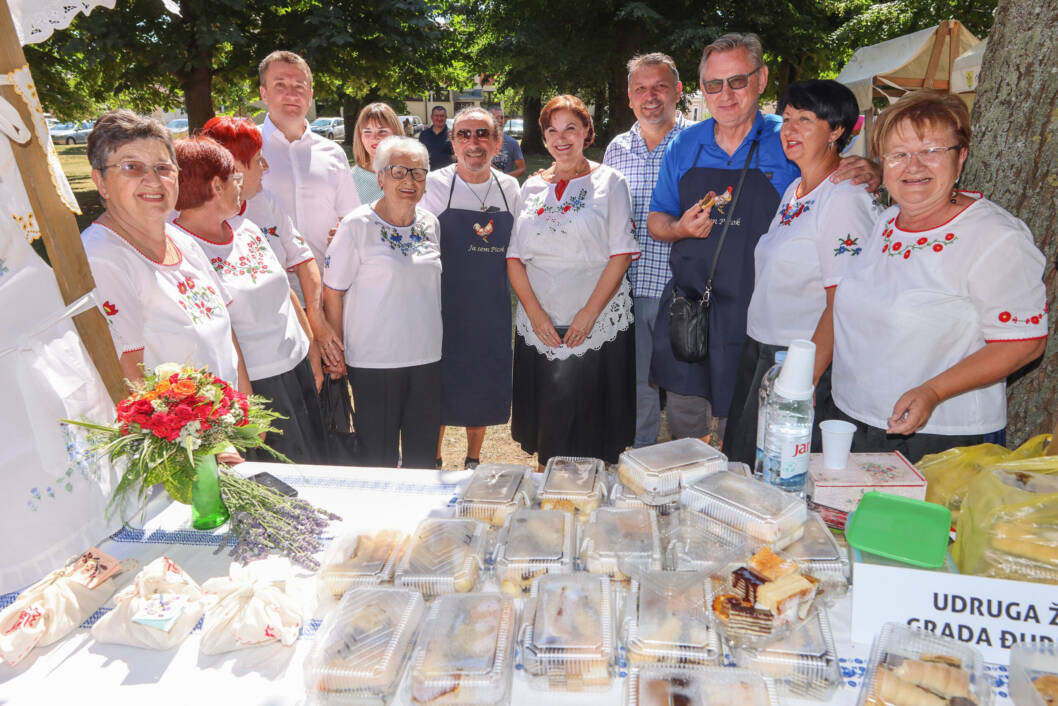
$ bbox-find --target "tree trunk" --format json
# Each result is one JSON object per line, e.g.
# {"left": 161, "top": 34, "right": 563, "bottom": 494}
{"left": 180, "top": 64, "right": 215, "bottom": 133}
{"left": 521, "top": 94, "right": 544, "bottom": 155}
{"left": 961, "top": 0, "right": 1058, "bottom": 446}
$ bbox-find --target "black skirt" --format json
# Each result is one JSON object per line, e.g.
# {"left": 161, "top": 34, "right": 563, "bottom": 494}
{"left": 511, "top": 325, "right": 635, "bottom": 465}
{"left": 722, "top": 336, "right": 833, "bottom": 467}
{"left": 248, "top": 356, "right": 326, "bottom": 464}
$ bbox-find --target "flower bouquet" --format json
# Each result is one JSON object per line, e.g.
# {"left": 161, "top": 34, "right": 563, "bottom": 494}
{"left": 66, "top": 364, "right": 339, "bottom": 570}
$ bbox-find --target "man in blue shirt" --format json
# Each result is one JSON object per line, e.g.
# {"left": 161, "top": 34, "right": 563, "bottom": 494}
{"left": 489, "top": 106, "right": 526, "bottom": 178}
{"left": 647, "top": 33, "right": 877, "bottom": 445}
{"left": 604, "top": 52, "right": 691, "bottom": 448}
{"left": 419, "top": 105, "right": 454, "bottom": 170}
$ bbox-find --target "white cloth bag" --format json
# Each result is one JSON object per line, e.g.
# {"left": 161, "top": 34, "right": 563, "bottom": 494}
{"left": 199, "top": 567, "right": 303, "bottom": 655}
{"left": 91, "top": 557, "right": 206, "bottom": 650}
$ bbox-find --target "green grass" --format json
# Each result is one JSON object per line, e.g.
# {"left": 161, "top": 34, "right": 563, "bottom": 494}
{"left": 55, "top": 144, "right": 103, "bottom": 231}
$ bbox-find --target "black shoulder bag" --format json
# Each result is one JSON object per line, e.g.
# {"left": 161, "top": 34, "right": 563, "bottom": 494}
{"left": 669, "top": 138, "right": 760, "bottom": 363}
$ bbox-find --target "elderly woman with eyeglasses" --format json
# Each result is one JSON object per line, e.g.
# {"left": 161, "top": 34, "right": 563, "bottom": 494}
{"left": 82, "top": 110, "right": 250, "bottom": 393}
{"left": 826, "top": 91, "right": 1047, "bottom": 461}
{"left": 171, "top": 136, "right": 326, "bottom": 463}
{"left": 322, "top": 136, "right": 442, "bottom": 468}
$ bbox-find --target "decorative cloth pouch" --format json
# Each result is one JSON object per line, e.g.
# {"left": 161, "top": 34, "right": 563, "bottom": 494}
{"left": 199, "top": 566, "right": 303, "bottom": 655}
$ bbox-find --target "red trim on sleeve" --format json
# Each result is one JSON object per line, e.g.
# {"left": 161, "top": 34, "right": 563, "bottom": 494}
{"left": 286, "top": 256, "right": 315, "bottom": 272}
{"left": 824, "top": 284, "right": 838, "bottom": 290}
{"left": 611, "top": 250, "right": 641, "bottom": 261}
{"left": 983, "top": 335, "right": 1047, "bottom": 343}
{"left": 505, "top": 257, "right": 522, "bottom": 261}
{"left": 121, "top": 346, "right": 145, "bottom": 354}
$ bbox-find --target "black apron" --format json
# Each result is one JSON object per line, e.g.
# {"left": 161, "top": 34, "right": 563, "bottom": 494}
{"left": 437, "top": 173, "right": 514, "bottom": 426}
{"left": 650, "top": 131, "right": 780, "bottom": 418}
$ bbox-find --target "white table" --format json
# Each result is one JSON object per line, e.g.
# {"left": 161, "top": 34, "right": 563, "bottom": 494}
{"left": 0, "top": 463, "right": 1014, "bottom": 705}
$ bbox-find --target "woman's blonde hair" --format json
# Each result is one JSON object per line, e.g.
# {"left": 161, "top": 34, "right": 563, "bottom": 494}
{"left": 353, "top": 103, "right": 404, "bottom": 170}
{"left": 870, "top": 90, "right": 971, "bottom": 159}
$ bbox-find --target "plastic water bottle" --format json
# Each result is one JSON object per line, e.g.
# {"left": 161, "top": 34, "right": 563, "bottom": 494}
{"left": 753, "top": 350, "right": 787, "bottom": 478}
{"left": 760, "top": 339, "right": 816, "bottom": 494}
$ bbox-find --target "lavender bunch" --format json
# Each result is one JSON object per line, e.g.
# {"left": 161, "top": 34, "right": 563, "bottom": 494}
{"left": 216, "top": 473, "right": 341, "bottom": 571}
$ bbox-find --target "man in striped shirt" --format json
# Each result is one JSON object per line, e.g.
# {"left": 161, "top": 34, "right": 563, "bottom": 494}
{"left": 604, "top": 52, "right": 691, "bottom": 447}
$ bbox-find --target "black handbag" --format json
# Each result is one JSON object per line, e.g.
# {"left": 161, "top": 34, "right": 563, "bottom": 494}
{"left": 319, "top": 376, "right": 362, "bottom": 465}
{"left": 668, "top": 137, "right": 759, "bottom": 363}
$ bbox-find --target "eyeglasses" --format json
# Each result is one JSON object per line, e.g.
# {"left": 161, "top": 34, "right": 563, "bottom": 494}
{"left": 101, "top": 160, "right": 179, "bottom": 180}
{"left": 702, "top": 66, "right": 762, "bottom": 94}
{"left": 454, "top": 127, "right": 492, "bottom": 142}
{"left": 880, "top": 145, "right": 961, "bottom": 169}
{"left": 230, "top": 172, "right": 244, "bottom": 185}
{"left": 384, "top": 164, "right": 428, "bottom": 181}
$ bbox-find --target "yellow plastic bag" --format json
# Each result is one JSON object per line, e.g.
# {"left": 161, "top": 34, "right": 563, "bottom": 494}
{"left": 918, "top": 434, "right": 1052, "bottom": 519}
{"left": 952, "top": 459, "right": 1058, "bottom": 583}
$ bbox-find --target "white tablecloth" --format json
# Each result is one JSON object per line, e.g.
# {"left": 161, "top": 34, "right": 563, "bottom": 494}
{"left": 0, "top": 463, "right": 1014, "bottom": 705}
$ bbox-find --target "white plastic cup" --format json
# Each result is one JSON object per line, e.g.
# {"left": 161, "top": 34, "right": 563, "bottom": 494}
{"left": 820, "top": 419, "right": 856, "bottom": 469}
{"left": 773, "top": 339, "right": 816, "bottom": 400}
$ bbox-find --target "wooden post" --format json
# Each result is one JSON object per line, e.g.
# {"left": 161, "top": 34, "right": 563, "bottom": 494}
{"left": 0, "top": 0, "right": 126, "bottom": 403}
{"left": 922, "top": 21, "right": 949, "bottom": 90}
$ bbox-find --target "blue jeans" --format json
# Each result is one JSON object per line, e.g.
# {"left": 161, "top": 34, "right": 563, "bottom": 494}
{"left": 633, "top": 296, "right": 662, "bottom": 447}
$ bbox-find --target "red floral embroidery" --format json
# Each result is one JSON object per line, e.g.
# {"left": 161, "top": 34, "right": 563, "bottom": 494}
{"left": 932, "top": 243, "right": 943, "bottom": 252}
{"left": 536, "top": 208, "right": 545, "bottom": 215}
{"left": 999, "top": 309, "right": 1046, "bottom": 325}
{"left": 562, "top": 205, "right": 571, "bottom": 212}
{"left": 881, "top": 225, "right": 959, "bottom": 260}
{"left": 102, "top": 300, "right": 118, "bottom": 316}
{"left": 264, "top": 625, "right": 278, "bottom": 640}
{"left": 4, "top": 606, "right": 42, "bottom": 634}
{"left": 945, "top": 233, "right": 955, "bottom": 241}
{"left": 893, "top": 242, "right": 902, "bottom": 251}
{"left": 999, "top": 312, "right": 1012, "bottom": 322}
{"left": 163, "top": 557, "right": 180, "bottom": 574}
{"left": 177, "top": 281, "right": 187, "bottom": 294}
{"left": 903, "top": 250, "right": 911, "bottom": 259}
{"left": 917, "top": 237, "right": 928, "bottom": 245}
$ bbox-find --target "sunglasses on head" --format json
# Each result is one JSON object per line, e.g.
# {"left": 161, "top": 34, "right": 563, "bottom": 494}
{"left": 455, "top": 127, "right": 492, "bottom": 141}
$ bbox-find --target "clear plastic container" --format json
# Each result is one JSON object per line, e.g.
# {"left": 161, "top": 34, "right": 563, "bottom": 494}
{"left": 318, "top": 530, "right": 406, "bottom": 598}
{"left": 304, "top": 586, "right": 424, "bottom": 705}
{"left": 394, "top": 518, "right": 488, "bottom": 598}
{"left": 733, "top": 609, "right": 840, "bottom": 700}
{"left": 623, "top": 571, "right": 721, "bottom": 666}
{"left": 493, "top": 508, "right": 574, "bottom": 595}
{"left": 624, "top": 666, "right": 779, "bottom": 706}
{"left": 579, "top": 507, "right": 663, "bottom": 582}
{"left": 610, "top": 484, "right": 682, "bottom": 545}
{"left": 538, "top": 456, "right": 606, "bottom": 523}
{"left": 617, "top": 438, "right": 727, "bottom": 505}
{"left": 518, "top": 573, "right": 614, "bottom": 691}
{"left": 856, "top": 622, "right": 993, "bottom": 706}
{"left": 665, "top": 515, "right": 753, "bottom": 573}
{"left": 710, "top": 546, "right": 823, "bottom": 647}
{"left": 406, "top": 592, "right": 516, "bottom": 706}
{"left": 681, "top": 470, "right": 807, "bottom": 549}
{"left": 455, "top": 464, "right": 534, "bottom": 527}
{"left": 783, "top": 512, "right": 849, "bottom": 599}
{"left": 1010, "top": 641, "right": 1058, "bottom": 706}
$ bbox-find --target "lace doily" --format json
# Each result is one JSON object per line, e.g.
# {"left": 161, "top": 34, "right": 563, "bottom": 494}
{"left": 516, "top": 278, "right": 633, "bottom": 361}
{"left": 9, "top": 0, "right": 117, "bottom": 45}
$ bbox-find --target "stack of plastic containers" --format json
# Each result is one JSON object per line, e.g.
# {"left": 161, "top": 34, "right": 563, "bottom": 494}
{"left": 537, "top": 456, "right": 606, "bottom": 523}
{"left": 857, "top": 622, "right": 993, "bottom": 706}
{"left": 783, "top": 511, "right": 850, "bottom": 599}
{"left": 317, "top": 530, "right": 406, "bottom": 598}
{"left": 622, "top": 571, "right": 721, "bottom": 667}
{"left": 680, "top": 470, "right": 808, "bottom": 549}
{"left": 405, "top": 593, "right": 516, "bottom": 706}
{"left": 455, "top": 464, "right": 534, "bottom": 528}
{"left": 665, "top": 515, "right": 752, "bottom": 572}
{"left": 304, "top": 586, "right": 424, "bottom": 705}
{"left": 733, "top": 610, "right": 841, "bottom": 699}
{"left": 492, "top": 508, "right": 574, "bottom": 595}
{"left": 618, "top": 438, "right": 727, "bottom": 505}
{"left": 578, "top": 507, "right": 663, "bottom": 582}
{"left": 395, "top": 518, "right": 488, "bottom": 598}
{"left": 624, "top": 666, "right": 779, "bottom": 706}
{"left": 1010, "top": 641, "right": 1058, "bottom": 706}
{"left": 518, "top": 574, "right": 615, "bottom": 691}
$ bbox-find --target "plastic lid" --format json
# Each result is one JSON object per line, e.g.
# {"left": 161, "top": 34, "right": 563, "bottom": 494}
{"left": 845, "top": 492, "right": 951, "bottom": 568}
{"left": 318, "top": 530, "right": 405, "bottom": 598}
{"left": 520, "top": 574, "right": 614, "bottom": 689}
{"left": 541, "top": 457, "right": 603, "bottom": 496}
{"left": 493, "top": 509, "right": 574, "bottom": 595}
{"left": 733, "top": 610, "right": 840, "bottom": 700}
{"left": 579, "top": 507, "right": 662, "bottom": 580}
{"left": 625, "top": 666, "right": 779, "bottom": 706}
{"left": 624, "top": 571, "right": 720, "bottom": 666}
{"left": 456, "top": 464, "right": 532, "bottom": 526}
{"left": 1009, "top": 641, "right": 1058, "bottom": 706}
{"left": 681, "top": 470, "right": 807, "bottom": 548}
{"left": 304, "top": 586, "right": 424, "bottom": 704}
{"left": 407, "top": 593, "right": 515, "bottom": 705}
{"left": 394, "top": 518, "right": 488, "bottom": 597}
{"left": 667, "top": 516, "right": 752, "bottom": 573}
{"left": 773, "top": 338, "right": 815, "bottom": 400}
{"left": 618, "top": 438, "right": 727, "bottom": 504}
{"left": 856, "top": 622, "right": 993, "bottom": 706}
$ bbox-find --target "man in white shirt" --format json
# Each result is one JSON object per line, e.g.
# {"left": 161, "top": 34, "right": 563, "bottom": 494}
{"left": 257, "top": 51, "right": 360, "bottom": 296}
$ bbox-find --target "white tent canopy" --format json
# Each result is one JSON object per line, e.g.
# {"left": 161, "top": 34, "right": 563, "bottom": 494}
{"left": 836, "top": 20, "right": 980, "bottom": 111}
{"left": 952, "top": 38, "right": 987, "bottom": 94}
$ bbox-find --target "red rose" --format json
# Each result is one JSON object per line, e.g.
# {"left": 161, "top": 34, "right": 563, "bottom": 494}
{"left": 917, "top": 237, "right": 928, "bottom": 245}
{"left": 998, "top": 311, "right": 1012, "bottom": 323}
{"left": 932, "top": 243, "right": 943, "bottom": 252}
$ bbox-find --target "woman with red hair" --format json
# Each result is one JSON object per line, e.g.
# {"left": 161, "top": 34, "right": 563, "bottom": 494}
{"left": 173, "top": 136, "right": 325, "bottom": 463}
{"left": 201, "top": 116, "right": 344, "bottom": 381}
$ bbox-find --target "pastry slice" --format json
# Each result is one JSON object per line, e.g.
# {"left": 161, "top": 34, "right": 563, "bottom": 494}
{"left": 747, "top": 546, "right": 799, "bottom": 581}
{"left": 893, "top": 658, "right": 973, "bottom": 699}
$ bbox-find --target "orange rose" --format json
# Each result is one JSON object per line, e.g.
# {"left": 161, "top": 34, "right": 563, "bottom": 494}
{"left": 155, "top": 380, "right": 171, "bottom": 394}
{"left": 172, "top": 379, "right": 197, "bottom": 396}
{"left": 142, "top": 390, "right": 158, "bottom": 401}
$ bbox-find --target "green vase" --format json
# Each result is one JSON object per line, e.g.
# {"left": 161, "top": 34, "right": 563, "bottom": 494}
{"left": 191, "top": 454, "right": 229, "bottom": 530}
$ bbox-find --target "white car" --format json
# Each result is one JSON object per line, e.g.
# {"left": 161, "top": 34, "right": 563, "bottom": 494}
{"left": 310, "top": 117, "right": 345, "bottom": 140}
{"left": 167, "top": 118, "right": 189, "bottom": 139}
{"left": 49, "top": 120, "right": 94, "bottom": 145}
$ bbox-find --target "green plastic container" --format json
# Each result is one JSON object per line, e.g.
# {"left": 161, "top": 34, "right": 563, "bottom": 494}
{"left": 845, "top": 492, "right": 951, "bottom": 568}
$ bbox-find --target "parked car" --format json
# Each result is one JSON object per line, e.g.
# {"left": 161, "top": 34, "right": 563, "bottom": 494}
{"left": 310, "top": 117, "right": 345, "bottom": 140}
{"left": 167, "top": 118, "right": 189, "bottom": 139}
{"left": 49, "top": 120, "right": 94, "bottom": 145}
{"left": 504, "top": 118, "right": 524, "bottom": 139}
{"left": 398, "top": 115, "right": 424, "bottom": 136}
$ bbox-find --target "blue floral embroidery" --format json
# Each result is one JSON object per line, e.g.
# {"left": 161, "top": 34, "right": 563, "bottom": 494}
{"left": 261, "top": 225, "right": 278, "bottom": 238}
{"left": 779, "top": 198, "right": 813, "bottom": 226}
{"left": 379, "top": 222, "right": 430, "bottom": 256}
{"left": 833, "top": 235, "right": 862, "bottom": 256}
{"left": 324, "top": 255, "right": 331, "bottom": 269}
{"left": 0, "top": 257, "right": 8, "bottom": 278}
